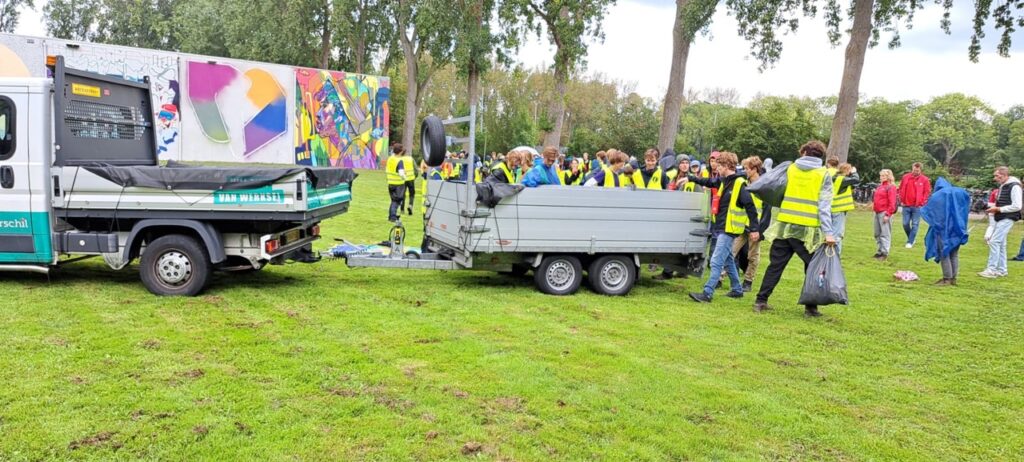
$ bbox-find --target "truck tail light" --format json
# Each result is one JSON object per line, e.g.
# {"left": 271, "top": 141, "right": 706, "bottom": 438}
{"left": 265, "top": 239, "right": 280, "bottom": 254}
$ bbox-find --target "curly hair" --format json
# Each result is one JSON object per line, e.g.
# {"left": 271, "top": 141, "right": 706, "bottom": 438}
{"left": 799, "top": 140, "right": 827, "bottom": 159}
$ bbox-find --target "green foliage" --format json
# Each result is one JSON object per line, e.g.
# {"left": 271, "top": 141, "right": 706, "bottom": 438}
{"left": 677, "top": 102, "right": 739, "bottom": 156}
{"left": 848, "top": 98, "right": 928, "bottom": 175}
{"left": 713, "top": 96, "right": 820, "bottom": 162}
{"left": 500, "top": 0, "right": 616, "bottom": 76}
{"left": 917, "top": 93, "right": 996, "bottom": 168}
{"left": 0, "top": 0, "right": 33, "bottom": 33}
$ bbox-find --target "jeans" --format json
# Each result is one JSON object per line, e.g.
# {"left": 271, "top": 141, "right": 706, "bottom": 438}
{"left": 986, "top": 219, "right": 1014, "bottom": 274}
{"left": 704, "top": 232, "right": 741, "bottom": 298}
{"left": 831, "top": 212, "right": 847, "bottom": 254}
{"left": 756, "top": 238, "right": 815, "bottom": 308}
{"left": 1015, "top": 234, "right": 1024, "bottom": 259}
{"left": 902, "top": 206, "right": 922, "bottom": 244}
{"left": 402, "top": 179, "right": 416, "bottom": 212}
{"left": 873, "top": 213, "right": 892, "bottom": 255}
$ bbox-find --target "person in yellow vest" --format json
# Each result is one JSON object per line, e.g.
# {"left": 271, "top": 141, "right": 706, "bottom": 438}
{"left": 580, "top": 152, "right": 591, "bottom": 175}
{"left": 828, "top": 158, "right": 859, "bottom": 254}
{"left": 590, "top": 150, "right": 607, "bottom": 173}
{"left": 400, "top": 150, "right": 416, "bottom": 216}
{"left": 730, "top": 156, "right": 772, "bottom": 292}
{"left": 385, "top": 143, "right": 410, "bottom": 223}
{"left": 753, "top": 140, "right": 836, "bottom": 317}
{"left": 583, "top": 150, "right": 628, "bottom": 187}
{"left": 679, "top": 152, "right": 760, "bottom": 303}
{"left": 631, "top": 149, "right": 665, "bottom": 189}
{"left": 562, "top": 158, "right": 584, "bottom": 185}
{"left": 487, "top": 150, "right": 522, "bottom": 183}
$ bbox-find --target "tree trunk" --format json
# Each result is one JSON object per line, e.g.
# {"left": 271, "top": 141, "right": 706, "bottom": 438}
{"left": 657, "top": 0, "right": 694, "bottom": 153}
{"left": 827, "top": 0, "right": 874, "bottom": 163}
{"left": 397, "top": 20, "right": 419, "bottom": 151}
{"left": 319, "top": 23, "right": 332, "bottom": 69}
{"left": 544, "top": 68, "right": 567, "bottom": 147}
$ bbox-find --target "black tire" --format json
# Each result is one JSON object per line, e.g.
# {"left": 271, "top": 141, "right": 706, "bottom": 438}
{"left": 421, "top": 116, "right": 447, "bottom": 167}
{"left": 588, "top": 255, "right": 637, "bottom": 296}
{"left": 139, "top": 234, "right": 211, "bottom": 296}
{"left": 534, "top": 255, "right": 583, "bottom": 296}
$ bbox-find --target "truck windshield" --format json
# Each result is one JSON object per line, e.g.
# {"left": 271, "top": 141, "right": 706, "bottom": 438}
{"left": 0, "top": 97, "right": 12, "bottom": 159}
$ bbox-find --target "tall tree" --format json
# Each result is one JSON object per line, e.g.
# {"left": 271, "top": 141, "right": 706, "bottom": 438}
{"left": 502, "top": 0, "right": 615, "bottom": 147}
{"left": 725, "top": 0, "right": 1023, "bottom": 163}
{"left": 455, "top": 0, "right": 512, "bottom": 117}
{"left": 658, "top": 0, "right": 717, "bottom": 153}
{"left": 44, "top": 0, "right": 102, "bottom": 41}
{"left": 918, "top": 93, "right": 996, "bottom": 168}
{"left": 333, "top": 0, "right": 391, "bottom": 74}
{"left": 0, "top": 0, "right": 33, "bottom": 33}
{"left": 393, "top": 0, "right": 458, "bottom": 149}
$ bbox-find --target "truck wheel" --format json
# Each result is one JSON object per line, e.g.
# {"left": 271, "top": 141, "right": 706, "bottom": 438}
{"left": 534, "top": 255, "right": 582, "bottom": 295}
{"left": 421, "top": 116, "right": 447, "bottom": 167}
{"left": 139, "top": 234, "right": 211, "bottom": 296}
{"left": 588, "top": 255, "right": 636, "bottom": 296}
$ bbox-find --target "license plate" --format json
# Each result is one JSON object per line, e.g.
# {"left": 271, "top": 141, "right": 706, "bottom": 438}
{"left": 283, "top": 229, "right": 301, "bottom": 245}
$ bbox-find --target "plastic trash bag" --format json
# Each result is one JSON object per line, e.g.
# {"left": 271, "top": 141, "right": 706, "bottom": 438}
{"left": 746, "top": 161, "right": 791, "bottom": 207}
{"left": 798, "top": 245, "right": 849, "bottom": 306}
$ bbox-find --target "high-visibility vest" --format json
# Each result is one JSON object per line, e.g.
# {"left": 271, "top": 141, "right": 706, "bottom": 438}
{"left": 832, "top": 175, "right": 855, "bottom": 212}
{"left": 632, "top": 168, "right": 664, "bottom": 190}
{"left": 778, "top": 164, "right": 827, "bottom": 227}
{"left": 386, "top": 156, "right": 405, "bottom": 185}
{"left": 562, "top": 170, "right": 582, "bottom": 185}
{"left": 682, "top": 181, "right": 697, "bottom": 192}
{"left": 401, "top": 155, "right": 415, "bottom": 182}
{"left": 601, "top": 166, "right": 625, "bottom": 188}
{"left": 474, "top": 167, "right": 482, "bottom": 183}
{"left": 493, "top": 162, "right": 514, "bottom": 183}
{"left": 718, "top": 177, "right": 752, "bottom": 234}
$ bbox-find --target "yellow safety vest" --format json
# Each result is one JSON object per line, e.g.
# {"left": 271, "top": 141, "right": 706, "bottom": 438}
{"left": 832, "top": 175, "right": 855, "bottom": 212}
{"left": 493, "top": 162, "right": 514, "bottom": 183}
{"left": 778, "top": 164, "right": 827, "bottom": 227}
{"left": 401, "top": 155, "right": 415, "bottom": 182}
{"left": 562, "top": 170, "right": 582, "bottom": 186}
{"left": 682, "top": 181, "right": 697, "bottom": 192}
{"left": 631, "top": 168, "right": 664, "bottom": 190}
{"left": 386, "top": 155, "right": 405, "bottom": 185}
{"left": 719, "top": 177, "right": 752, "bottom": 234}
{"left": 601, "top": 166, "right": 625, "bottom": 188}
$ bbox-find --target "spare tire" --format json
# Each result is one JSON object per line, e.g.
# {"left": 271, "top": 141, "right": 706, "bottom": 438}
{"left": 421, "top": 116, "right": 447, "bottom": 167}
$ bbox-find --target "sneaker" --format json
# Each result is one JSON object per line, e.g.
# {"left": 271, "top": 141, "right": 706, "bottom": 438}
{"left": 905, "top": 243, "right": 914, "bottom": 249}
{"left": 725, "top": 290, "right": 744, "bottom": 299}
{"left": 876, "top": 254, "right": 888, "bottom": 261}
{"left": 741, "top": 280, "right": 753, "bottom": 292}
{"left": 872, "top": 252, "right": 882, "bottom": 258}
{"left": 752, "top": 302, "right": 773, "bottom": 313}
{"left": 977, "top": 270, "right": 999, "bottom": 278}
{"left": 948, "top": 278, "right": 957, "bottom": 286}
{"left": 804, "top": 306, "right": 822, "bottom": 317}
{"left": 688, "top": 292, "right": 712, "bottom": 303}
{"left": 996, "top": 272, "right": 1008, "bottom": 278}
{"left": 934, "top": 278, "right": 950, "bottom": 286}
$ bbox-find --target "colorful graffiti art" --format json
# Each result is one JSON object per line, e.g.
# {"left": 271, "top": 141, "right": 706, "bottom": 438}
{"left": 295, "top": 68, "right": 389, "bottom": 169}
{"left": 186, "top": 61, "right": 288, "bottom": 158}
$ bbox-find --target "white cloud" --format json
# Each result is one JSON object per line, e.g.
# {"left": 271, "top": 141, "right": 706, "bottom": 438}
{"left": 515, "top": 0, "right": 1023, "bottom": 111}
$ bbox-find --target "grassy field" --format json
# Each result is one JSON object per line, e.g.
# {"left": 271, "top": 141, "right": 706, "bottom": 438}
{"left": 1, "top": 168, "right": 1023, "bottom": 461}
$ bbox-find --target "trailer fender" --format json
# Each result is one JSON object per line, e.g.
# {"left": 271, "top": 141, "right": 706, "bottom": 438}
{"left": 633, "top": 254, "right": 641, "bottom": 268}
{"left": 123, "top": 220, "right": 226, "bottom": 265}
{"left": 528, "top": 253, "right": 544, "bottom": 268}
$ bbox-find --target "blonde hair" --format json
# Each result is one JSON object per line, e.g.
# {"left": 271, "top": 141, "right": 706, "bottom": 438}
{"left": 880, "top": 169, "right": 894, "bottom": 183}
{"left": 839, "top": 163, "right": 853, "bottom": 175}
{"left": 505, "top": 150, "right": 522, "bottom": 167}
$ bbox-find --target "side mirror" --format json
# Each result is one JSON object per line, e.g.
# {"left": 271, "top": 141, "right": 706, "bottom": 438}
{"left": 420, "top": 116, "right": 447, "bottom": 167}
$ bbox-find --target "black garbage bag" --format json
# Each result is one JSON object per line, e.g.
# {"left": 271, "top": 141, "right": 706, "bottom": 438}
{"left": 798, "top": 244, "right": 849, "bottom": 306}
{"left": 746, "top": 160, "right": 791, "bottom": 207}
{"left": 475, "top": 182, "right": 525, "bottom": 208}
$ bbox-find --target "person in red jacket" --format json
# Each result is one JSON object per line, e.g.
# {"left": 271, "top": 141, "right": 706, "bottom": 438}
{"left": 897, "top": 162, "right": 932, "bottom": 248}
{"left": 873, "top": 169, "right": 899, "bottom": 260}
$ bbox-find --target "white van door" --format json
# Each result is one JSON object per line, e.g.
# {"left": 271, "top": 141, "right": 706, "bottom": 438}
{"left": 0, "top": 87, "right": 51, "bottom": 264}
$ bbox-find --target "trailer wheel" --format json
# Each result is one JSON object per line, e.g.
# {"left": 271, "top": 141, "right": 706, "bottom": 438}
{"left": 534, "top": 255, "right": 582, "bottom": 295}
{"left": 588, "top": 255, "right": 636, "bottom": 296}
{"left": 421, "top": 116, "right": 447, "bottom": 167}
{"left": 139, "top": 234, "right": 211, "bottom": 296}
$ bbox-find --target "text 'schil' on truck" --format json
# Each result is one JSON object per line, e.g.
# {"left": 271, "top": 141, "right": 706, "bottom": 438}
{"left": 0, "top": 57, "right": 355, "bottom": 295}
{"left": 344, "top": 114, "right": 711, "bottom": 296}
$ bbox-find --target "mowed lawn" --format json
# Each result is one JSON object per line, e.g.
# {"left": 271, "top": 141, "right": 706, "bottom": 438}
{"left": 1, "top": 168, "right": 1022, "bottom": 461}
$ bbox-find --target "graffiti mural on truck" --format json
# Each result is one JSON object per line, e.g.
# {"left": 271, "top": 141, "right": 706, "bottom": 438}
{"left": 294, "top": 68, "right": 389, "bottom": 169}
{"left": 186, "top": 61, "right": 288, "bottom": 159}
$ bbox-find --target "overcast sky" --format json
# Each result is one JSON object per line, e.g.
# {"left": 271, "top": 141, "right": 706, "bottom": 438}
{"left": 12, "top": 0, "right": 1023, "bottom": 110}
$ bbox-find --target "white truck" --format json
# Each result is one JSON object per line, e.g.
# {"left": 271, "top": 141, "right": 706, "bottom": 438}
{"left": 0, "top": 57, "right": 354, "bottom": 295}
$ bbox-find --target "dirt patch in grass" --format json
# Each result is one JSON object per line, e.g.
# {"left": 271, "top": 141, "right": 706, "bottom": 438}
{"left": 69, "top": 431, "right": 120, "bottom": 450}
{"left": 140, "top": 339, "right": 161, "bottom": 350}
{"left": 193, "top": 425, "right": 209, "bottom": 436}
{"left": 461, "top": 441, "right": 483, "bottom": 455}
{"left": 179, "top": 369, "right": 205, "bottom": 379}
{"left": 493, "top": 397, "right": 525, "bottom": 412}
{"left": 234, "top": 421, "right": 252, "bottom": 435}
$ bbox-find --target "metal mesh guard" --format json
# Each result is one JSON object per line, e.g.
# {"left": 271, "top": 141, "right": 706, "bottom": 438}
{"left": 65, "top": 99, "right": 147, "bottom": 141}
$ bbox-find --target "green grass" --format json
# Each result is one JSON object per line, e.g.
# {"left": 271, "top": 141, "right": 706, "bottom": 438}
{"left": 1, "top": 168, "right": 1023, "bottom": 461}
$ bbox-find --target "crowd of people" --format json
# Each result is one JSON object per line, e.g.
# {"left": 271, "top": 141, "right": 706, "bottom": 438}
{"left": 384, "top": 142, "right": 1023, "bottom": 314}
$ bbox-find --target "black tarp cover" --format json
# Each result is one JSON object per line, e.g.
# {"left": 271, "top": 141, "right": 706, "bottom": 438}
{"left": 475, "top": 181, "right": 525, "bottom": 208}
{"left": 82, "top": 161, "right": 357, "bottom": 191}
